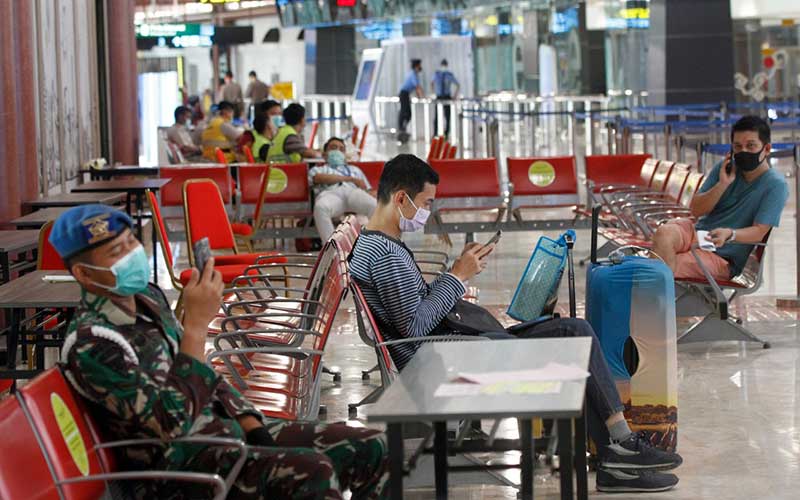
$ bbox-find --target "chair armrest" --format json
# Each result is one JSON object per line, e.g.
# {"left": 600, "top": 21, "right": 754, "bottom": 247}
{"left": 220, "top": 312, "right": 323, "bottom": 333}
{"left": 207, "top": 346, "right": 323, "bottom": 389}
{"left": 689, "top": 247, "right": 728, "bottom": 319}
{"left": 223, "top": 297, "right": 325, "bottom": 317}
{"left": 376, "top": 336, "right": 489, "bottom": 347}
{"left": 255, "top": 253, "right": 317, "bottom": 264}
{"left": 60, "top": 471, "right": 227, "bottom": 500}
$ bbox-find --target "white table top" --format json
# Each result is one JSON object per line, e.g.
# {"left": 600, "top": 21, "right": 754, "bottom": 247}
{"left": 367, "top": 337, "right": 590, "bottom": 423}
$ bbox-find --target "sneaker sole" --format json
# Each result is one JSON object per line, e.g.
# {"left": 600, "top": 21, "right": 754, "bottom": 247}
{"left": 601, "top": 461, "right": 682, "bottom": 471}
{"left": 597, "top": 484, "right": 677, "bottom": 493}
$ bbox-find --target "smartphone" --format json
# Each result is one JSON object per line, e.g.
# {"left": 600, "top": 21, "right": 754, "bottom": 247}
{"left": 482, "top": 230, "right": 502, "bottom": 249}
{"left": 193, "top": 237, "right": 212, "bottom": 275}
{"left": 726, "top": 148, "right": 734, "bottom": 175}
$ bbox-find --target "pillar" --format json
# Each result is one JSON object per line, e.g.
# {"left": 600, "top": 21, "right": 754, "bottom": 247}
{"left": 105, "top": 0, "right": 139, "bottom": 164}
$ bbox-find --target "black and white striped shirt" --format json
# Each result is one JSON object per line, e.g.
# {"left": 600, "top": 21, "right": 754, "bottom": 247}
{"left": 349, "top": 229, "right": 465, "bottom": 370}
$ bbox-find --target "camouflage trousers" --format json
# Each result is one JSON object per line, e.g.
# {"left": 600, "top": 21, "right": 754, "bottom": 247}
{"left": 175, "top": 421, "right": 389, "bottom": 500}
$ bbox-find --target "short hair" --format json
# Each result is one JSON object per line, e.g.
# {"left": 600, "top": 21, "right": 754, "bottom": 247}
{"left": 283, "top": 103, "right": 305, "bottom": 126}
{"left": 441, "top": 59, "right": 448, "bottom": 66}
{"left": 731, "top": 115, "right": 771, "bottom": 145}
{"left": 249, "top": 70, "right": 257, "bottom": 78}
{"left": 225, "top": 70, "right": 233, "bottom": 78}
{"left": 377, "top": 154, "right": 439, "bottom": 204}
{"left": 258, "top": 99, "right": 281, "bottom": 114}
{"left": 174, "top": 105, "right": 191, "bottom": 122}
{"left": 411, "top": 59, "right": 422, "bottom": 69}
{"left": 217, "top": 101, "right": 235, "bottom": 113}
{"left": 253, "top": 113, "right": 268, "bottom": 135}
{"left": 323, "top": 137, "right": 345, "bottom": 152}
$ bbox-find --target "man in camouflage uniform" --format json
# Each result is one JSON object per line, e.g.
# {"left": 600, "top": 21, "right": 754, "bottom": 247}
{"left": 51, "top": 205, "right": 388, "bottom": 499}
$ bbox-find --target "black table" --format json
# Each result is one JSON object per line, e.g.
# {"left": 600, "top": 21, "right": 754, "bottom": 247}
{"left": 72, "top": 179, "right": 171, "bottom": 280}
{"left": 22, "top": 192, "right": 126, "bottom": 214}
{"left": 0, "top": 231, "right": 39, "bottom": 283}
{"left": 9, "top": 207, "right": 72, "bottom": 230}
{"left": 81, "top": 166, "right": 160, "bottom": 181}
{"left": 0, "top": 271, "right": 81, "bottom": 389}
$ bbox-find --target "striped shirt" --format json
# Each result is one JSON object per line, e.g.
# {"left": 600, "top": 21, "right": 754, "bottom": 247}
{"left": 349, "top": 229, "right": 465, "bottom": 370}
{"left": 308, "top": 163, "right": 371, "bottom": 196}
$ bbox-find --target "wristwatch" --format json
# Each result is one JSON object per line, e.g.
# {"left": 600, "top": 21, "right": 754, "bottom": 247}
{"left": 729, "top": 229, "right": 736, "bottom": 242}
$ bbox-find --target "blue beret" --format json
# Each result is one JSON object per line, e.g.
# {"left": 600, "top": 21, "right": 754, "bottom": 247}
{"left": 49, "top": 205, "right": 134, "bottom": 260}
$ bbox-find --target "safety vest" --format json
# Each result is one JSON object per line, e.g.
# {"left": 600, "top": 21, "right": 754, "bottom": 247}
{"left": 252, "top": 130, "right": 271, "bottom": 162}
{"left": 201, "top": 117, "right": 234, "bottom": 161}
{"left": 267, "top": 125, "right": 302, "bottom": 164}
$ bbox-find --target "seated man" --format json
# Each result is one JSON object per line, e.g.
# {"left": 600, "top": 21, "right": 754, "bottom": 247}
{"left": 51, "top": 205, "right": 388, "bottom": 499}
{"left": 349, "top": 154, "right": 683, "bottom": 493}
{"left": 251, "top": 100, "right": 283, "bottom": 161}
{"left": 310, "top": 137, "right": 377, "bottom": 241}
{"left": 201, "top": 100, "right": 243, "bottom": 162}
{"left": 267, "top": 103, "right": 321, "bottom": 163}
{"left": 166, "top": 105, "right": 202, "bottom": 159}
{"left": 652, "top": 115, "right": 788, "bottom": 280}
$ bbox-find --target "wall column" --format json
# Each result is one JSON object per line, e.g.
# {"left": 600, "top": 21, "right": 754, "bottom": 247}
{"left": 105, "top": 0, "right": 139, "bottom": 164}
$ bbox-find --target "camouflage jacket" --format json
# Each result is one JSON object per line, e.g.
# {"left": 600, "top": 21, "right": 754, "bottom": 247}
{"left": 61, "top": 284, "right": 263, "bottom": 471}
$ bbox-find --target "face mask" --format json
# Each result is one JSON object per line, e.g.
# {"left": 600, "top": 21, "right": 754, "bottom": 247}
{"left": 398, "top": 193, "right": 430, "bottom": 232}
{"left": 271, "top": 115, "right": 284, "bottom": 129}
{"left": 733, "top": 146, "right": 766, "bottom": 172}
{"left": 327, "top": 150, "right": 346, "bottom": 167}
{"left": 80, "top": 245, "right": 151, "bottom": 296}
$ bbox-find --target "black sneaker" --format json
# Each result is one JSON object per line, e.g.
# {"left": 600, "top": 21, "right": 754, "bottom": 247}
{"left": 602, "top": 432, "right": 683, "bottom": 471}
{"left": 596, "top": 468, "right": 679, "bottom": 493}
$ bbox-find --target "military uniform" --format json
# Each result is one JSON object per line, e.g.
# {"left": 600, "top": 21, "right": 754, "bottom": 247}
{"left": 51, "top": 205, "right": 389, "bottom": 499}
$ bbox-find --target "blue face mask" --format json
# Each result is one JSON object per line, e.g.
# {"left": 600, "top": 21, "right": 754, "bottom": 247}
{"left": 327, "top": 149, "right": 346, "bottom": 167}
{"left": 271, "top": 115, "right": 284, "bottom": 129}
{"left": 81, "top": 245, "right": 151, "bottom": 296}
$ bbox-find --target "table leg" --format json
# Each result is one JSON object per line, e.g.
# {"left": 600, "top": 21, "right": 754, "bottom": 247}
{"left": 519, "top": 418, "right": 534, "bottom": 500}
{"left": 574, "top": 408, "right": 588, "bottom": 500}
{"left": 0, "top": 251, "right": 9, "bottom": 284}
{"left": 151, "top": 212, "right": 158, "bottom": 282}
{"left": 7, "top": 308, "right": 21, "bottom": 392}
{"left": 387, "top": 423, "right": 404, "bottom": 500}
{"left": 135, "top": 191, "right": 144, "bottom": 241}
{"left": 434, "top": 421, "right": 448, "bottom": 500}
{"left": 558, "top": 418, "right": 574, "bottom": 499}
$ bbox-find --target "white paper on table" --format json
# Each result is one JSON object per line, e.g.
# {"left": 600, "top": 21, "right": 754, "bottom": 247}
{"left": 434, "top": 381, "right": 563, "bottom": 397}
{"left": 696, "top": 230, "right": 716, "bottom": 252}
{"left": 454, "top": 362, "right": 589, "bottom": 385}
{"left": 42, "top": 275, "right": 77, "bottom": 283}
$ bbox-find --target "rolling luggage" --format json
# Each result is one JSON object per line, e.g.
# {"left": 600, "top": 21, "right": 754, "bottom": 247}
{"left": 585, "top": 206, "right": 678, "bottom": 452}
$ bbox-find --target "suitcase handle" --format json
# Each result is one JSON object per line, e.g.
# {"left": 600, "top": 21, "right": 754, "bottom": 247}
{"left": 608, "top": 245, "right": 666, "bottom": 264}
{"left": 590, "top": 204, "right": 601, "bottom": 264}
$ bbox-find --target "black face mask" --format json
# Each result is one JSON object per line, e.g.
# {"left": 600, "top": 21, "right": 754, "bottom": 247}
{"left": 733, "top": 146, "right": 766, "bottom": 172}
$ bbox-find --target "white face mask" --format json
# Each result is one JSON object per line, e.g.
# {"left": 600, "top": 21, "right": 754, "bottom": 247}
{"left": 397, "top": 193, "right": 430, "bottom": 232}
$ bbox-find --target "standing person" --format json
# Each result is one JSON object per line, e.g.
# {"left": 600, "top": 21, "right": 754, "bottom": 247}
{"left": 309, "top": 137, "right": 377, "bottom": 241}
{"left": 50, "top": 204, "right": 390, "bottom": 499}
{"left": 221, "top": 70, "right": 244, "bottom": 118}
{"left": 431, "top": 59, "right": 460, "bottom": 137}
{"left": 245, "top": 71, "right": 271, "bottom": 107}
{"left": 267, "top": 103, "right": 321, "bottom": 163}
{"left": 397, "top": 59, "right": 423, "bottom": 144}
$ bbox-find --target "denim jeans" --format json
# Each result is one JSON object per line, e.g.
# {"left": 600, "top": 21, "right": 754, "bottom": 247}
{"left": 479, "top": 317, "right": 625, "bottom": 457}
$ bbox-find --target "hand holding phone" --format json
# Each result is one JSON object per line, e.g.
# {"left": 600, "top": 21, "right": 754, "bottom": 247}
{"left": 193, "top": 238, "right": 212, "bottom": 275}
{"left": 481, "top": 230, "right": 502, "bottom": 250}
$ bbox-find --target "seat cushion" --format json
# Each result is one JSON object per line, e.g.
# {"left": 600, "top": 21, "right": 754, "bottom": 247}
{"left": 231, "top": 222, "right": 254, "bottom": 236}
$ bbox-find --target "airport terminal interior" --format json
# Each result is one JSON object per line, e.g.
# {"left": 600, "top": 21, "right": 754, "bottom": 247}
{"left": 2, "top": 0, "right": 800, "bottom": 498}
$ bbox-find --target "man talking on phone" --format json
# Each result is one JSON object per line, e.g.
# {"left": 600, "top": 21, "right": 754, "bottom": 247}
{"left": 652, "top": 115, "right": 788, "bottom": 280}
{"left": 349, "top": 155, "right": 683, "bottom": 492}
{"left": 50, "top": 205, "right": 389, "bottom": 499}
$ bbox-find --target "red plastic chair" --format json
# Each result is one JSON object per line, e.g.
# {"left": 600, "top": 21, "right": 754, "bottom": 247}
{"left": 507, "top": 156, "right": 580, "bottom": 215}
{"left": 351, "top": 125, "right": 360, "bottom": 146}
{"left": 429, "top": 158, "right": 502, "bottom": 203}
{"left": 585, "top": 154, "right": 653, "bottom": 190}
{"left": 349, "top": 161, "right": 384, "bottom": 191}
{"left": 427, "top": 137, "right": 442, "bottom": 162}
{"left": 243, "top": 145, "right": 256, "bottom": 164}
{"left": 358, "top": 124, "right": 369, "bottom": 156}
{"left": 446, "top": 143, "right": 457, "bottom": 159}
{"left": 37, "top": 221, "right": 66, "bottom": 271}
{"left": 215, "top": 147, "right": 228, "bottom": 165}
{"left": 251, "top": 163, "right": 312, "bottom": 224}
{"left": 307, "top": 122, "right": 319, "bottom": 149}
{"left": 182, "top": 179, "right": 287, "bottom": 267}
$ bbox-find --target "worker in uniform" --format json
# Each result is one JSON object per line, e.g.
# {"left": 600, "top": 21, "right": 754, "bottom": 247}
{"left": 52, "top": 205, "right": 389, "bottom": 499}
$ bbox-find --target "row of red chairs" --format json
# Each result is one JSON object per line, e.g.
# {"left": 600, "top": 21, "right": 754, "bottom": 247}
{"left": 427, "top": 136, "right": 458, "bottom": 162}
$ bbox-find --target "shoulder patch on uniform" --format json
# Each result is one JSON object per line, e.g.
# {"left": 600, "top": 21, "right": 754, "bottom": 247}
{"left": 89, "top": 325, "right": 140, "bottom": 365}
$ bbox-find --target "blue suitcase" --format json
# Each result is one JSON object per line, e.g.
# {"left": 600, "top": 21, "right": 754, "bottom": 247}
{"left": 585, "top": 207, "right": 678, "bottom": 452}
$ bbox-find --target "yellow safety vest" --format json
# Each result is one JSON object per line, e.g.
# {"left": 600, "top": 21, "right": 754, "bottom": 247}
{"left": 201, "top": 117, "right": 235, "bottom": 161}
{"left": 267, "top": 125, "right": 302, "bottom": 164}
{"left": 252, "top": 130, "right": 271, "bottom": 162}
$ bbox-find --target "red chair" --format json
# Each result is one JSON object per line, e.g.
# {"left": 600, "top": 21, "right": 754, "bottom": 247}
{"left": 351, "top": 125, "right": 360, "bottom": 146}
{"left": 10, "top": 368, "right": 234, "bottom": 499}
{"left": 251, "top": 163, "right": 313, "bottom": 224}
{"left": 182, "top": 179, "right": 287, "bottom": 267}
{"left": 357, "top": 124, "right": 369, "bottom": 156}
{"left": 507, "top": 156, "right": 580, "bottom": 217}
{"left": 37, "top": 220, "right": 66, "bottom": 271}
{"left": 307, "top": 122, "right": 319, "bottom": 149}
{"left": 427, "top": 136, "right": 442, "bottom": 162}
{"left": 446, "top": 143, "right": 457, "bottom": 159}
{"left": 159, "top": 165, "right": 231, "bottom": 213}
{"left": 585, "top": 154, "right": 653, "bottom": 191}
{"left": 215, "top": 147, "right": 228, "bottom": 165}
{"left": 243, "top": 145, "right": 256, "bottom": 164}
{"left": 350, "top": 161, "right": 384, "bottom": 191}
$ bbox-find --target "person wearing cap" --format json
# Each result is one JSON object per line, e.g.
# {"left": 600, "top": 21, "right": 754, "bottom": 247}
{"left": 431, "top": 59, "right": 459, "bottom": 137}
{"left": 52, "top": 205, "right": 389, "bottom": 499}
